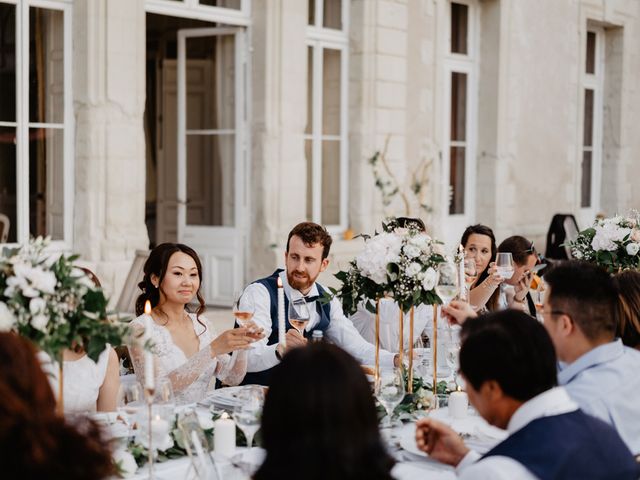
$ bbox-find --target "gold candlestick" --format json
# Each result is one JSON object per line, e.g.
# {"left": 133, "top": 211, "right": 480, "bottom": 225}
{"left": 432, "top": 304, "right": 438, "bottom": 397}
{"left": 408, "top": 306, "right": 415, "bottom": 394}
{"left": 375, "top": 298, "right": 380, "bottom": 383}
{"left": 398, "top": 307, "right": 404, "bottom": 370}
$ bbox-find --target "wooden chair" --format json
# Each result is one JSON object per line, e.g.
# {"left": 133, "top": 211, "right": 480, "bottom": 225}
{"left": 0, "top": 213, "right": 9, "bottom": 243}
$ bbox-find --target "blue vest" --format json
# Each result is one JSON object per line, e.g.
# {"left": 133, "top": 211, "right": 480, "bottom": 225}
{"left": 241, "top": 269, "right": 332, "bottom": 386}
{"left": 482, "top": 409, "right": 640, "bottom": 479}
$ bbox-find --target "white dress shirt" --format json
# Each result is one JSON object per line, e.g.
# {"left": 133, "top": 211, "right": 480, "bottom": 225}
{"left": 456, "top": 387, "right": 579, "bottom": 479}
{"left": 241, "top": 270, "right": 396, "bottom": 373}
{"left": 558, "top": 339, "right": 640, "bottom": 454}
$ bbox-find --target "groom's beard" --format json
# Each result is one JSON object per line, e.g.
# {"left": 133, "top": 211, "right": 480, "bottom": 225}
{"left": 286, "top": 270, "right": 317, "bottom": 293}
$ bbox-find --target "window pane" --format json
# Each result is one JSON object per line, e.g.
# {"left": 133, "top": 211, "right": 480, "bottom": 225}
{"left": 322, "top": 48, "right": 341, "bottom": 136}
{"left": 449, "top": 146, "right": 465, "bottom": 215}
{"left": 0, "top": 4, "right": 16, "bottom": 122}
{"left": 186, "top": 134, "right": 235, "bottom": 226}
{"left": 583, "top": 89, "right": 594, "bottom": 147}
{"left": 581, "top": 150, "right": 592, "bottom": 208}
{"left": 0, "top": 127, "right": 16, "bottom": 243}
{"left": 451, "top": 2, "right": 468, "bottom": 54}
{"left": 308, "top": 0, "right": 316, "bottom": 25}
{"left": 323, "top": 0, "right": 342, "bottom": 30}
{"left": 199, "top": 0, "right": 241, "bottom": 8}
{"left": 29, "top": 8, "right": 64, "bottom": 124}
{"left": 451, "top": 72, "right": 467, "bottom": 141}
{"left": 186, "top": 34, "right": 235, "bottom": 131}
{"left": 305, "top": 139, "right": 313, "bottom": 220}
{"left": 586, "top": 31, "right": 596, "bottom": 74}
{"left": 306, "top": 46, "right": 313, "bottom": 135}
{"left": 322, "top": 140, "right": 340, "bottom": 225}
{"left": 29, "top": 128, "right": 64, "bottom": 240}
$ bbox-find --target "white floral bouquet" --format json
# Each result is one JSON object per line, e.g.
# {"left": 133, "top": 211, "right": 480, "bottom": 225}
{"left": 0, "top": 237, "right": 129, "bottom": 361}
{"left": 331, "top": 218, "right": 446, "bottom": 314}
{"left": 568, "top": 213, "right": 640, "bottom": 273}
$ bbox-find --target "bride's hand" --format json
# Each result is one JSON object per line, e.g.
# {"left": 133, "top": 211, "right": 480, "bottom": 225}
{"left": 243, "top": 320, "right": 265, "bottom": 341}
{"left": 209, "top": 328, "right": 254, "bottom": 356}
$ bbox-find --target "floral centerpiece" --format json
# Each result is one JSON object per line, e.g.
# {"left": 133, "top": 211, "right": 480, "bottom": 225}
{"left": 0, "top": 237, "right": 129, "bottom": 363}
{"left": 568, "top": 213, "right": 640, "bottom": 273}
{"left": 331, "top": 217, "right": 446, "bottom": 315}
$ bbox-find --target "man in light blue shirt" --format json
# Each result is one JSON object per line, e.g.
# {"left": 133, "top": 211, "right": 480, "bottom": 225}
{"left": 542, "top": 261, "right": 640, "bottom": 455}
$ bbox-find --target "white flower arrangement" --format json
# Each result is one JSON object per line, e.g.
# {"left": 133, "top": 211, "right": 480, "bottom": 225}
{"left": 331, "top": 218, "right": 445, "bottom": 314}
{"left": 568, "top": 213, "right": 640, "bottom": 273}
{"left": 0, "top": 237, "right": 128, "bottom": 361}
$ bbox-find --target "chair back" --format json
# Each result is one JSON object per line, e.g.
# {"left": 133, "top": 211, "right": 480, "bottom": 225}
{"left": 115, "top": 250, "right": 150, "bottom": 314}
{"left": 545, "top": 214, "right": 579, "bottom": 259}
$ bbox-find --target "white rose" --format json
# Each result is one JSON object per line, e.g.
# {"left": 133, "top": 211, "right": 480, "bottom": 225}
{"left": 626, "top": 242, "right": 640, "bottom": 256}
{"left": 29, "top": 297, "right": 47, "bottom": 315}
{"left": 197, "top": 411, "right": 215, "bottom": 430}
{"left": 31, "top": 314, "right": 49, "bottom": 332}
{"left": 112, "top": 448, "right": 138, "bottom": 478}
{"left": 0, "top": 302, "right": 16, "bottom": 332}
{"left": 422, "top": 267, "right": 437, "bottom": 291}
{"left": 28, "top": 267, "right": 57, "bottom": 294}
{"left": 403, "top": 244, "right": 421, "bottom": 259}
{"left": 406, "top": 262, "right": 422, "bottom": 277}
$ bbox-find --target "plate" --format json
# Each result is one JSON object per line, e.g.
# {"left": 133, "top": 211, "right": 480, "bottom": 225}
{"left": 398, "top": 424, "right": 431, "bottom": 459}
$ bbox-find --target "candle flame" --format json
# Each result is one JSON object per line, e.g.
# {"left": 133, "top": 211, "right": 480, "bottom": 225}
{"left": 144, "top": 300, "right": 152, "bottom": 315}
{"left": 457, "top": 385, "right": 462, "bottom": 392}
{"left": 221, "top": 412, "right": 229, "bottom": 419}
{"left": 277, "top": 277, "right": 283, "bottom": 288}
{"left": 458, "top": 244, "right": 464, "bottom": 253}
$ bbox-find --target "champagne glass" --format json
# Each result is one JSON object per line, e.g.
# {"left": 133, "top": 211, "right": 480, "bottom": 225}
{"left": 233, "top": 288, "right": 255, "bottom": 327}
{"left": 495, "top": 252, "right": 514, "bottom": 280}
{"left": 435, "top": 262, "right": 459, "bottom": 305}
{"left": 116, "top": 379, "right": 144, "bottom": 436}
{"left": 464, "top": 257, "right": 478, "bottom": 290}
{"left": 233, "top": 386, "right": 264, "bottom": 449}
{"left": 375, "top": 368, "right": 405, "bottom": 429}
{"left": 288, "top": 296, "right": 310, "bottom": 336}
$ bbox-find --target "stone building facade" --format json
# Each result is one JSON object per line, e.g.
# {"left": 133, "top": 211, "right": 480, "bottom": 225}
{"left": 1, "top": 0, "right": 639, "bottom": 305}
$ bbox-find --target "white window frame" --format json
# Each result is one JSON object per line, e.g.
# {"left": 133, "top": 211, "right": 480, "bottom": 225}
{"left": 145, "top": 0, "right": 250, "bottom": 26}
{"left": 578, "top": 26, "right": 604, "bottom": 222}
{"left": 0, "top": 0, "right": 73, "bottom": 249}
{"left": 442, "top": 0, "right": 478, "bottom": 242}
{"left": 305, "top": 0, "right": 349, "bottom": 234}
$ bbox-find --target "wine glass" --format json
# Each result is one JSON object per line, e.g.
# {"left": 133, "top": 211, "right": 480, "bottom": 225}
{"left": 464, "top": 258, "right": 478, "bottom": 290}
{"left": 233, "top": 386, "right": 264, "bottom": 449}
{"left": 233, "top": 288, "right": 255, "bottom": 328}
{"left": 288, "top": 296, "right": 310, "bottom": 336}
{"left": 446, "top": 338, "right": 461, "bottom": 387}
{"left": 495, "top": 252, "right": 514, "bottom": 280}
{"left": 435, "top": 262, "right": 459, "bottom": 305}
{"left": 375, "top": 367, "right": 405, "bottom": 429}
{"left": 116, "top": 379, "right": 144, "bottom": 436}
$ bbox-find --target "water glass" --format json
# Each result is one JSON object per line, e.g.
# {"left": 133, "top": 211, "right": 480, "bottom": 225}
{"left": 116, "top": 379, "right": 144, "bottom": 435}
{"left": 495, "top": 252, "right": 514, "bottom": 280}
{"left": 233, "top": 386, "right": 264, "bottom": 449}
{"left": 435, "top": 262, "right": 459, "bottom": 305}
{"left": 375, "top": 368, "right": 405, "bottom": 429}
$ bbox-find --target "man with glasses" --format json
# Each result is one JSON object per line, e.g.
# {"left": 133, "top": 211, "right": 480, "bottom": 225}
{"left": 542, "top": 261, "right": 640, "bottom": 455}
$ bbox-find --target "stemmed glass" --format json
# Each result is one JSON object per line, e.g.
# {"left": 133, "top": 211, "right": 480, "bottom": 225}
{"left": 435, "top": 262, "right": 459, "bottom": 305}
{"left": 464, "top": 258, "right": 478, "bottom": 290}
{"left": 288, "top": 296, "right": 310, "bottom": 336}
{"left": 233, "top": 386, "right": 265, "bottom": 450}
{"left": 375, "top": 367, "right": 405, "bottom": 429}
{"left": 116, "top": 379, "right": 144, "bottom": 437}
{"left": 495, "top": 252, "right": 514, "bottom": 280}
{"left": 233, "top": 288, "right": 255, "bottom": 328}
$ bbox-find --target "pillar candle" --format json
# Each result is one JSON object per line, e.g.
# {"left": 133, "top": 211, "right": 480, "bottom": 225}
{"left": 448, "top": 389, "right": 469, "bottom": 419}
{"left": 277, "top": 276, "right": 286, "bottom": 348}
{"left": 143, "top": 300, "right": 155, "bottom": 391}
{"left": 213, "top": 413, "right": 236, "bottom": 457}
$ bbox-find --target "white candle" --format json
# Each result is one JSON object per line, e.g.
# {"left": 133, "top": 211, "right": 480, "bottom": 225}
{"left": 151, "top": 415, "right": 170, "bottom": 445}
{"left": 213, "top": 412, "right": 236, "bottom": 456}
{"left": 448, "top": 388, "right": 469, "bottom": 419}
{"left": 277, "top": 276, "right": 286, "bottom": 348}
{"left": 144, "top": 300, "right": 155, "bottom": 391}
{"left": 458, "top": 244, "right": 467, "bottom": 301}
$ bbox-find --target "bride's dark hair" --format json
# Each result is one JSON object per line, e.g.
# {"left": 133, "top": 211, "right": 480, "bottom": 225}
{"left": 135, "top": 243, "right": 206, "bottom": 331}
{"left": 0, "top": 333, "right": 114, "bottom": 479}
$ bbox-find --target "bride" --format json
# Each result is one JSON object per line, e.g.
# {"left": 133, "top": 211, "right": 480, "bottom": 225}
{"left": 129, "top": 243, "right": 263, "bottom": 404}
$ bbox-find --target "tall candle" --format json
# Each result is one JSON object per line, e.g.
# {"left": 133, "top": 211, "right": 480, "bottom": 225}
{"left": 277, "top": 276, "right": 286, "bottom": 348}
{"left": 144, "top": 300, "right": 155, "bottom": 391}
{"left": 213, "top": 412, "right": 236, "bottom": 457}
{"left": 448, "top": 387, "right": 469, "bottom": 419}
{"left": 458, "top": 244, "right": 467, "bottom": 301}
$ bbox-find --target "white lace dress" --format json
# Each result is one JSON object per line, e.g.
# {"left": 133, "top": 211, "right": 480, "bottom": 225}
{"left": 130, "top": 313, "right": 247, "bottom": 404}
{"left": 39, "top": 347, "right": 111, "bottom": 414}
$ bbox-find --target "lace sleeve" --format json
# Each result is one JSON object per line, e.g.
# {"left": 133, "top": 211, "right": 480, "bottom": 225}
{"left": 214, "top": 349, "right": 248, "bottom": 386}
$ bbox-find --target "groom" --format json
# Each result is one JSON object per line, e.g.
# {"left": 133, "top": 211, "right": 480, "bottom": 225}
{"left": 239, "top": 222, "right": 397, "bottom": 385}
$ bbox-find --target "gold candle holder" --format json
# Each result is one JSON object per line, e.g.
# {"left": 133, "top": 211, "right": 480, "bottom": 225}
{"left": 408, "top": 306, "right": 415, "bottom": 394}
{"left": 375, "top": 298, "right": 380, "bottom": 383}
{"left": 398, "top": 307, "right": 404, "bottom": 369}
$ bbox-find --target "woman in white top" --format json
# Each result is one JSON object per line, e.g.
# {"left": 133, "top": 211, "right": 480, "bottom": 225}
{"left": 129, "top": 243, "right": 262, "bottom": 404}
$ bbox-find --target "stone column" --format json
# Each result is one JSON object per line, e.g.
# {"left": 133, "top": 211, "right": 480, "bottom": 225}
{"left": 73, "top": 0, "right": 148, "bottom": 301}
